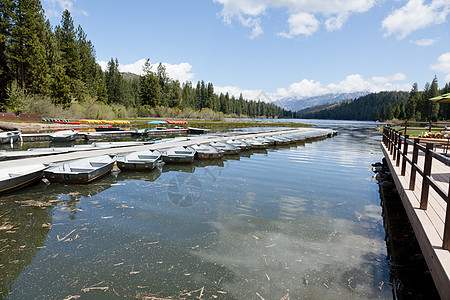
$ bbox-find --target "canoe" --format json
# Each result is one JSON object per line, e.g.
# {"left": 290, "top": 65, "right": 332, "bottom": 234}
{"left": 50, "top": 130, "right": 78, "bottom": 142}
{"left": 0, "top": 131, "right": 21, "bottom": 144}
{"left": 226, "top": 139, "right": 252, "bottom": 150}
{"left": 95, "top": 126, "right": 123, "bottom": 132}
{"left": 0, "top": 164, "right": 46, "bottom": 193}
{"left": 54, "top": 120, "right": 81, "bottom": 125}
{"left": 117, "top": 150, "right": 162, "bottom": 171}
{"left": 161, "top": 146, "right": 196, "bottom": 164}
{"left": 191, "top": 144, "right": 224, "bottom": 159}
{"left": 209, "top": 142, "right": 240, "bottom": 155}
{"left": 44, "top": 155, "right": 117, "bottom": 184}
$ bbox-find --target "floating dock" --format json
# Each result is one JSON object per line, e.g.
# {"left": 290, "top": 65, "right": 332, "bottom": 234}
{"left": 0, "top": 128, "right": 336, "bottom": 169}
{"left": 382, "top": 127, "right": 450, "bottom": 298}
{"left": 20, "top": 128, "right": 194, "bottom": 142}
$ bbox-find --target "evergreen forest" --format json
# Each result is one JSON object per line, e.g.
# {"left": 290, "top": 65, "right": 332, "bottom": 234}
{"left": 297, "top": 77, "right": 450, "bottom": 122}
{"left": 0, "top": 1, "right": 288, "bottom": 120}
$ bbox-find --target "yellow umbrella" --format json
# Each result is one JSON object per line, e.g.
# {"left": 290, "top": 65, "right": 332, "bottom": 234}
{"left": 430, "top": 93, "right": 450, "bottom": 103}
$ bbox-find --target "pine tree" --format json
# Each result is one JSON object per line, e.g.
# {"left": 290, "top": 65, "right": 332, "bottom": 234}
{"left": 55, "top": 10, "right": 80, "bottom": 80}
{"left": 0, "top": 0, "right": 13, "bottom": 106}
{"left": 105, "top": 58, "right": 127, "bottom": 104}
{"left": 139, "top": 59, "right": 161, "bottom": 107}
{"left": 8, "top": 0, "right": 49, "bottom": 92}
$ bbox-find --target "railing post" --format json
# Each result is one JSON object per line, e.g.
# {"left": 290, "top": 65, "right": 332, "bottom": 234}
{"left": 389, "top": 128, "right": 394, "bottom": 152}
{"left": 404, "top": 120, "right": 407, "bottom": 136}
{"left": 391, "top": 130, "right": 397, "bottom": 156}
{"left": 420, "top": 143, "right": 433, "bottom": 210}
{"left": 409, "top": 138, "right": 419, "bottom": 191}
{"left": 387, "top": 127, "right": 392, "bottom": 152}
{"left": 442, "top": 185, "right": 450, "bottom": 250}
{"left": 396, "top": 132, "right": 402, "bottom": 166}
{"left": 401, "top": 135, "right": 409, "bottom": 176}
{"left": 443, "top": 181, "right": 450, "bottom": 250}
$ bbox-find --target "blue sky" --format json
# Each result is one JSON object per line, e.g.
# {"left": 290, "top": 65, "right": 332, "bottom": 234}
{"left": 41, "top": 0, "right": 450, "bottom": 102}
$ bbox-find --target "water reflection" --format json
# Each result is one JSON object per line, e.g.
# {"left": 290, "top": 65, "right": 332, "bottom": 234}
{"left": 0, "top": 121, "right": 433, "bottom": 299}
{"left": 162, "top": 163, "right": 196, "bottom": 174}
{"left": 0, "top": 188, "right": 54, "bottom": 298}
{"left": 117, "top": 167, "right": 162, "bottom": 182}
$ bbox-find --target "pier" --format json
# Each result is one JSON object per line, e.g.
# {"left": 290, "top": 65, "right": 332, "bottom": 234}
{"left": 0, "top": 127, "right": 336, "bottom": 169}
{"left": 382, "top": 126, "right": 450, "bottom": 298}
{"left": 20, "top": 128, "right": 193, "bottom": 142}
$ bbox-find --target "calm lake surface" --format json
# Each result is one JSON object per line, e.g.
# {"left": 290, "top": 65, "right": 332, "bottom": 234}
{"left": 0, "top": 120, "right": 432, "bottom": 299}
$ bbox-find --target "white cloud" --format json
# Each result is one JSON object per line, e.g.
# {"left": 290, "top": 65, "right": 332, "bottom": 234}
{"left": 98, "top": 59, "right": 195, "bottom": 83}
{"left": 214, "top": 0, "right": 375, "bottom": 38}
{"left": 410, "top": 38, "right": 437, "bottom": 47}
{"left": 215, "top": 85, "right": 264, "bottom": 100}
{"left": 217, "top": 73, "right": 410, "bottom": 101}
{"left": 431, "top": 52, "right": 450, "bottom": 82}
{"left": 278, "top": 12, "right": 319, "bottom": 38}
{"left": 382, "top": 0, "right": 450, "bottom": 39}
{"left": 43, "top": 0, "right": 89, "bottom": 18}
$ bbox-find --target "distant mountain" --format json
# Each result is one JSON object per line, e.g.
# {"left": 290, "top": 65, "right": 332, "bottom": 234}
{"left": 273, "top": 92, "right": 370, "bottom": 111}
{"left": 296, "top": 91, "right": 410, "bottom": 121}
{"left": 121, "top": 72, "right": 140, "bottom": 81}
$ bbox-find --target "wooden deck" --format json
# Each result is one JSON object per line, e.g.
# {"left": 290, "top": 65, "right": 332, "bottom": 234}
{"left": 382, "top": 128, "right": 450, "bottom": 299}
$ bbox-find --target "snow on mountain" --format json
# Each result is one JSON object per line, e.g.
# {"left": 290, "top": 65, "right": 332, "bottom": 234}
{"left": 273, "top": 92, "right": 370, "bottom": 111}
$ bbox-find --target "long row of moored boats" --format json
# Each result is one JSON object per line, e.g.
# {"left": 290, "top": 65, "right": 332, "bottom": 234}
{"left": 0, "top": 131, "right": 331, "bottom": 194}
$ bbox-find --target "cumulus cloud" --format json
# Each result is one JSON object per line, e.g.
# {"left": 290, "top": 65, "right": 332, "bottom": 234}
{"left": 98, "top": 59, "right": 195, "bottom": 83}
{"left": 382, "top": 0, "right": 450, "bottom": 39}
{"left": 278, "top": 12, "right": 319, "bottom": 38}
{"left": 410, "top": 38, "right": 437, "bottom": 47}
{"left": 279, "top": 73, "right": 410, "bottom": 98}
{"left": 217, "top": 73, "right": 410, "bottom": 101}
{"left": 214, "top": 0, "right": 375, "bottom": 38}
{"left": 215, "top": 85, "right": 265, "bottom": 100}
{"left": 431, "top": 52, "right": 450, "bottom": 82}
{"left": 43, "top": 0, "right": 88, "bottom": 17}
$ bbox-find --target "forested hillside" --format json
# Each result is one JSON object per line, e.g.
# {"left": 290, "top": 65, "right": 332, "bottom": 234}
{"left": 0, "top": 1, "right": 288, "bottom": 119}
{"left": 297, "top": 77, "right": 450, "bottom": 121}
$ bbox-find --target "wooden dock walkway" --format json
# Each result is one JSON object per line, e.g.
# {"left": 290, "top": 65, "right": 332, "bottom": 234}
{"left": 382, "top": 127, "right": 450, "bottom": 299}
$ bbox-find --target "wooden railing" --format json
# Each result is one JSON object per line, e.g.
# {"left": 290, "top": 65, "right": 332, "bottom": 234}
{"left": 383, "top": 126, "right": 450, "bottom": 250}
{"left": 395, "top": 121, "right": 450, "bottom": 135}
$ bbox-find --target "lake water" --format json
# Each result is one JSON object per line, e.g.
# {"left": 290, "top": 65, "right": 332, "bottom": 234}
{"left": 0, "top": 120, "right": 437, "bottom": 299}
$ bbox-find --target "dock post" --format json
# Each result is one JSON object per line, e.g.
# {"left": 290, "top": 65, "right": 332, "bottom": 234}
{"left": 409, "top": 138, "right": 419, "bottom": 191}
{"left": 396, "top": 132, "right": 402, "bottom": 167}
{"left": 420, "top": 143, "right": 434, "bottom": 210}
{"left": 401, "top": 135, "right": 409, "bottom": 176}
{"left": 444, "top": 182, "right": 450, "bottom": 250}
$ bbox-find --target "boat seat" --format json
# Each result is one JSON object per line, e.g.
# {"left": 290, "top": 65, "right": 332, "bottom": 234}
{"left": 137, "top": 155, "right": 158, "bottom": 159}
{"left": 126, "top": 159, "right": 149, "bottom": 163}
{"left": 89, "top": 162, "right": 107, "bottom": 167}
{"left": 70, "top": 168, "right": 94, "bottom": 172}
